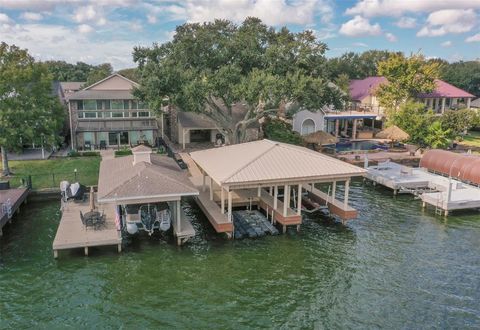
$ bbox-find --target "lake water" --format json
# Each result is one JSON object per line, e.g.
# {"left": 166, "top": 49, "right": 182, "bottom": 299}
{"left": 1, "top": 182, "right": 480, "bottom": 329}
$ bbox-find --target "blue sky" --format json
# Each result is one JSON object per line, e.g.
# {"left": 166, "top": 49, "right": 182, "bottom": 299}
{"left": 0, "top": 0, "right": 479, "bottom": 69}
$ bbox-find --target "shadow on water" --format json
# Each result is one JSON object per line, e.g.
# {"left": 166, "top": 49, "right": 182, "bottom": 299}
{"left": 1, "top": 182, "right": 479, "bottom": 329}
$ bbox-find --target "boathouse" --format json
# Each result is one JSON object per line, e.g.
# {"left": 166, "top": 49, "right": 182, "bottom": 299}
{"left": 188, "top": 139, "right": 366, "bottom": 236}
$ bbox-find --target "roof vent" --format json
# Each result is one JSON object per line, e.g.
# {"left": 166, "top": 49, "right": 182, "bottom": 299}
{"left": 132, "top": 145, "right": 152, "bottom": 165}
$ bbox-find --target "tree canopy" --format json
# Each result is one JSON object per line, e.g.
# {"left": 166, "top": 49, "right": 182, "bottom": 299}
{"left": 133, "top": 18, "right": 345, "bottom": 143}
{"left": 0, "top": 42, "right": 64, "bottom": 175}
{"left": 44, "top": 60, "right": 113, "bottom": 87}
{"left": 439, "top": 61, "right": 480, "bottom": 97}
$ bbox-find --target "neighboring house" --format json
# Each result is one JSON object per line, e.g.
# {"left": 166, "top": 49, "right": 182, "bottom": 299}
{"left": 419, "top": 80, "right": 475, "bottom": 113}
{"left": 168, "top": 102, "right": 261, "bottom": 149}
{"left": 471, "top": 98, "right": 480, "bottom": 109}
{"left": 66, "top": 73, "right": 158, "bottom": 150}
{"left": 349, "top": 76, "right": 387, "bottom": 114}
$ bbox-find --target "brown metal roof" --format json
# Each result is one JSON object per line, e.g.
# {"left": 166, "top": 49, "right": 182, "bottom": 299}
{"left": 420, "top": 150, "right": 480, "bottom": 185}
{"left": 178, "top": 112, "right": 217, "bottom": 129}
{"left": 97, "top": 154, "right": 198, "bottom": 203}
{"left": 190, "top": 139, "right": 366, "bottom": 187}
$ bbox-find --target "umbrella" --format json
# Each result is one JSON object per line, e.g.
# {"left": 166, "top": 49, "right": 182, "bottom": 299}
{"left": 375, "top": 125, "right": 410, "bottom": 141}
{"left": 89, "top": 186, "right": 95, "bottom": 211}
{"left": 303, "top": 131, "right": 338, "bottom": 145}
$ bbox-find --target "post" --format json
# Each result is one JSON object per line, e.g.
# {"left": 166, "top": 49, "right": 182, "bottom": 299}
{"left": 273, "top": 186, "right": 278, "bottom": 210}
{"left": 227, "top": 190, "right": 232, "bottom": 222}
{"left": 297, "top": 184, "right": 302, "bottom": 215}
{"left": 335, "top": 119, "right": 339, "bottom": 137}
{"left": 117, "top": 244, "right": 122, "bottom": 253}
{"left": 257, "top": 186, "right": 261, "bottom": 197}
{"left": 84, "top": 246, "right": 89, "bottom": 256}
{"left": 447, "top": 180, "right": 453, "bottom": 203}
{"left": 182, "top": 128, "right": 186, "bottom": 150}
{"left": 53, "top": 250, "right": 58, "bottom": 259}
{"left": 441, "top": 97, "right": 446, "bottom": 114}
{"left": 176, "top": 200, "right": 181, "bottom": 235}
{"left": 202, "top": 173, "right": 206, "bottom": 192}
{"left": 221, "top": 187, "right": 225, "bottom": 214}
{"left": 467, "top": 98, "right": 471, "bottom": 109}
{"left": 161, "top": 112, "right": 164, "bottom": 138}
{"left": 283, "top": 184, "right": 289, "bottom": 216}
{"left": 209, "top": 178, "right": 213, "bottom": 200}
{"left": 344, "top": 179, "right": 350, "bottom": 208}
{"left": 352, "top": 119, "right": 357, "bottom": 139}
{"left": 331, "top": 181, "right": 336, "bottom": 203}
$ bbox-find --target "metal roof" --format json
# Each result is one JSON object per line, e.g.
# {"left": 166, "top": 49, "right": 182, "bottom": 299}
{"left": 190, "top": 139, "right": 366, "bottom": 187}
{"left": 178, "top": 112, "right": 217, "bottom": 129}
{"left": 420, "top": 150, "right": 480, "bottom": 185}
{"left": 59, "top": 82, "right": 84, "bottom": 91}
{"left": 97, "top": 153, "right": 198, "bottom": 203}
{"left": 67, "top": 90, "right": 134, "bottom": 100}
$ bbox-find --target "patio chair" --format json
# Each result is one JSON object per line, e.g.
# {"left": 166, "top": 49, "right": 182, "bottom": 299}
{"left": 80, "top": 211, "right": 93, "bottom": 229}
{"left": 84, "top": 141, "right": 91, "bottom": 150}
{"left": 99, "top": 140, "right": 107, "bottom": 150}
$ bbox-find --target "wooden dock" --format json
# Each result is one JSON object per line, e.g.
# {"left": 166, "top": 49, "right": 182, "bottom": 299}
{"left": 174, "top": 207, "right": 196, "bottom": 245}
{"left": 53, "top": 198, "right": 122, "bottom": 258}
{"left": 258, "top": 189, "right": 302, "bottom": 233}
{"left": 306, "top": 184, "right": 358, "bottom": 220}
{"left": 194, "top": 189, "right": 233, "bottom": 234}
{"left": 0, "top": 188, "right": 29, "bottom": 237}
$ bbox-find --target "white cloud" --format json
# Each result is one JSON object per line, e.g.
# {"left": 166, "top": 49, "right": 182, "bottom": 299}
{"left": 466, "top": 33, "right": 480, "bottom": 43}
{"left": 130, "top": 21, "right": 142, "bottom": 32}
{"left": 346, "top": 0, "right": 480, "bottom": 17}
{"left": 394, "top": 17, "right": 416, "bottom": 28}
{"left": 147, "top": 14, "right": 157, "bottom": 24}
{"left": 20, "top": 12, "right": 43, "bottom": 21}
{"left": 78, "top": 24, "right": 94, "bottom": 34}
{"left": 441, "top": 40, "right": 452, "bottom": 47}
{"left": 73, "top": 5, "right": 97, "bottom": 23}
{"left": 156, "top": 0, "right": 333, "bottom": 26}
{"left": 385, "top": 32, "right": 396, "bottom": 42}
{"left": 0, "top": 12, "right": 12, "bottom": 23}
{"left": 0, "top": 0, "right": 135, "bottom": 11}
{"left": 417, "top": 9, "right": 477, "bottom": 37}
{"left": 339, "top": 15, "right": 381, "bottom": 37}
{"left": 352, "top": 42, "right": 368, "bottom": 47}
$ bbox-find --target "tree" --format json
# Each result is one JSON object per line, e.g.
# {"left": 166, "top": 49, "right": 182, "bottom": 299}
{"left": 391, "top": 102, "right": 434, "bottom": 146}
{"left": 118, "top": 68, "right": 139, "bottom": 82}
{"left": 133, "top": 18, "right": 345, "bottom": 144}
{"left": 44, "top": 60, "right": 96, "bottom": 81}
{"left": 84, "top": 63, "right": 113, "bottom": 87}
{"left": 376, "top": 53, "right": 441, "bottom": 119}
{"left": 0, "top": 43, "right": 65, "bottom": 175}
{"left": 425, "top": 121, "right": 451, "bottom": 149}
{"left": 440, "top": 61, "right": 480, "bottom": 97}
{"left": 440, "top": 109, "right": 478, "bottom": 137}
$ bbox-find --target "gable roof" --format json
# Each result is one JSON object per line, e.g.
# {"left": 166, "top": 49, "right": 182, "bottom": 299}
{"left": 349, "top": 77, "right": 387, "bottom": 101}
{"left": 418, "top": 79, "right": 475, "bottom": 98}
{"left": 82, "top": 73, "right": 139, "bottom": 91}
{"left": 97, "top": 154, "right": 198, "bottom": 203}
{"left": 178, "top": 112, "right": 217, "bottom": 129}
{"left": 190, "top": 139, "right": 365, "bottom": 187}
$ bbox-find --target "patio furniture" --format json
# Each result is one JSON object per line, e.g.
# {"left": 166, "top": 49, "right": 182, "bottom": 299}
{"left": 99, "top": 140, "right": 107, "bottom": 150}
{"left": 84, "top": 141, "right": 91, "bottom": 150}
{"left": 82, "top": 210, "right": 105, "bottom": 230}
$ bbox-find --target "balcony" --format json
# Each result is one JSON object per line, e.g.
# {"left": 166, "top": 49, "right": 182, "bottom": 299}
{"left": 75, "top": 119, "right": 158, "bottom": 132}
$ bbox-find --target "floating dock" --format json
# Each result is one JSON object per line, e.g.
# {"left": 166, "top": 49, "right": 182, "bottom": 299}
{"left": 366, "top": 161, "right": 480, "bottom": 216}
{"left": 53, "top": 198, "right": 122, "bottom": 258}
{"left": 0, "top": 187, "right": 29, "bottom": 236}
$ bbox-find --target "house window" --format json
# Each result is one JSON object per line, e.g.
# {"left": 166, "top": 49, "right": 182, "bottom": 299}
{"left": 112, "top": 112, "right": 124, "bottom": 118}
{"left": 124, "top": 100, "right": 130, "bottom": 109}
{"left": 131, "top": 101, "right": 138, "bottom": 110}
{"left": 83, "top": 100, "right": 96, "bottom": 110}
{"left": 84, "top": 112, "right": 97, "bottom": 118}
{"left": 138, "top": 101, "right": 147, "bottom": 109}
{"left": 111, "top": 100, "right": 124, "bottom": 110}
{"left": 77, "top": 101, "right": 84, "bottom": 110}
{"left": 138, "top": 111, "right": 150, "bottom": 117}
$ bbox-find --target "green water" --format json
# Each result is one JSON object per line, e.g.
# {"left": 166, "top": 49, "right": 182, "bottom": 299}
{"left": 1, "top": 182, "right": 480, "bottom": 329}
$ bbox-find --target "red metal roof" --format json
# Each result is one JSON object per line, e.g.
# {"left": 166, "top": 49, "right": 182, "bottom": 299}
{"left": 420, "top": 150, "right": 480, "bottom": 185}
{"left": 349, "top": 77, "right": 387, "bottom": 102}
{"left": 418, "top": 79, "right": 475, "bottom": 99}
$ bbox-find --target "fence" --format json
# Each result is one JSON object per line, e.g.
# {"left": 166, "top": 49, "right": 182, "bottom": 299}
{"left": 9, "top": 170, "right": 99, "bottom": 190}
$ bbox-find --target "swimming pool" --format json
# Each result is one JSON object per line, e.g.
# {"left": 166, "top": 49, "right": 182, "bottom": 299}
{"left": 325, "top": 140, "right": 388, "bottom": 152}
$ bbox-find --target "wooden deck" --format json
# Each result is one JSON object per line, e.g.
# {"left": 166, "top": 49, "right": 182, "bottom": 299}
{"left": 258, "top": 189, "right": 302, "bottom": 232}
{"left": 179, "top": 152, "right": 203, "bottom": 177}
{"left": 306, "top": 184, "right": 358, "bottom": 220}
{"left": 194, "top": 189, "right": 233, "bottom": 234}
{"left": 0, "top": 188, "right": 29, "bottom": 236}
{"left": 53, "top": 198, "right": 122, "bottom": 258}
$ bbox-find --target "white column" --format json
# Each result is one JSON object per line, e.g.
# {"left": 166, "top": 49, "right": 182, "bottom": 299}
{"left": 283, "top": 184, "right": 289, "bottom": 216}
{"left": 220, "top": 187, "right": 225, "bottom": 214}
{"left": 331, "top": 181, "right": 336, "bottom": 203}
{"left": 297, "top": 184, "right": 302, "bottom": 215}
{"left": 273, "top": 186, "right": 278, "bottom": 210}
{"left": 441, "top": 98, "right": 446, "bottom": 114}
{"left": 182, "top": 128, "right": 186, "bottom": 150}
{"left": 202, "top": 173, "right": 206, "bottom": 192}
{"left": 352, "top": 119, "right": 357, "bottom": 139}
{"left": 227, "top": 190, "right": 232, "bottom": 222}
{"left": 467, "top": 98, "right": 471, "bottom": 109}
{"left": 176, "top": 199, "right": 181, "bottom": 231}
{"left": 257, "top": 186, "right": 261, "bottom": 197}
{"left": 209, "top": 178, "right": 213, "bottom": 200}
{"left": 344, "top": 179, "right": 350, "bottom": 208}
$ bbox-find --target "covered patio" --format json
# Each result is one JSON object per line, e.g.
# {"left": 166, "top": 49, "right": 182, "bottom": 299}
{"left": 189, "top": 140, "right": 366, "bottom": 235}
{"left": 324, "top": 112, "right": 380, "bottom": 139}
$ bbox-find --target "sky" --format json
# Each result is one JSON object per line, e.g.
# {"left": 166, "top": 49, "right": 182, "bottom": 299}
{"left": 0, "top": 0, "right": 479, "bottom": 70}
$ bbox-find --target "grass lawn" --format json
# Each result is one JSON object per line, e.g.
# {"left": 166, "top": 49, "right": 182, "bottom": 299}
{"left": 459, "top": 131, "right": 480, "bottom": 148}
{"left": 2, "top": 157, "right": 101, "bottom": 190}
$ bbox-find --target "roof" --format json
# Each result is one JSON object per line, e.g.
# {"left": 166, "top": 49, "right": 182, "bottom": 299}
{"left": 190, "top": 139, "right": 366, "bottom": 187}
{"left": 178, "top": 112, "right": 217, "bottom": 129}
{"left": 59, "top": 82, "right": 84, "bottom": 91}
{"left": 82, "top": 73, "right": 139, "bottom": 90}
{"left": 324, "top": 111, "right": 378, "bottom": 120}
{"left": 349, "top": 77, "right": 387, "bottom": 101}
{"left": 97, "top": 154, "right": 198, "bottom": 203}
{"left": 375, "top": 125, "right": 410, "bottom": 141}
{"left": 131, "top": 144, "right": 153, "bottom": 153}
{"left": 472, "top": 98, "right": 480, "bottom": 108}
{"left": 66, "top": 90, "right": 134, "bottom": 100}
{"left": 419, "top": 79, "right": 475, "bottom": 98}
{"left": 420, "top": 150, "right": 480, "bottom": 185}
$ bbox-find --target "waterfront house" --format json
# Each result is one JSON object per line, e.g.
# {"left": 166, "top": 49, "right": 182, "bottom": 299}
{"left": 65, "top": 73, "right": 159, "bottom": 150}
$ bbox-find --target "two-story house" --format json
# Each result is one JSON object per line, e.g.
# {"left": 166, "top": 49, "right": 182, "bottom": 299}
{"left": 65, "top": 73, "right": 158, "bottom": 150}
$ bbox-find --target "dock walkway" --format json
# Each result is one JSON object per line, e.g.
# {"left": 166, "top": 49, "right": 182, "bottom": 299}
{"left": 258, "top": 189, "right": 301, "bottom": 233}
{"left": 174, "top": 208, "right": 196, "bottom": 245}
{"left": 306, "top": 184, "right": 358, "bottom": 220}
{"left": 0, "top": 188, "right": 29, "bottom": 236}
{"left": 53, "top": 198, "right": 121, "bottom": 258}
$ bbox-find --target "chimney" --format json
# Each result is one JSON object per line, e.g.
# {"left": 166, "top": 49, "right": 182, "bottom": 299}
{"left": 132, "top": 145, "right": 152, "bottom": 165}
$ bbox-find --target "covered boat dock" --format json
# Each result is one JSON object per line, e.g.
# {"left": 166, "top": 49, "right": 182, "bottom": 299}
{"left": 188, "top": 139, "right": 366, "bottom": 236}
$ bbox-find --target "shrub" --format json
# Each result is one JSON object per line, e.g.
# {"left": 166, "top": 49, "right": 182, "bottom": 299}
{"left": 263, "top": 118, "right": 303, "bottom": 145}
{"left": 440, "top": 109, "right": 478, "bottom": 137}
{"left": 115, "top": 149, "right": 132, "bottom": 157}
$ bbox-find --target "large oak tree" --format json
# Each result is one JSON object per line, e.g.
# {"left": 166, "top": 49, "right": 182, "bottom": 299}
{"left": 133, "top": 18, "right": 345, "bottom": 144}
